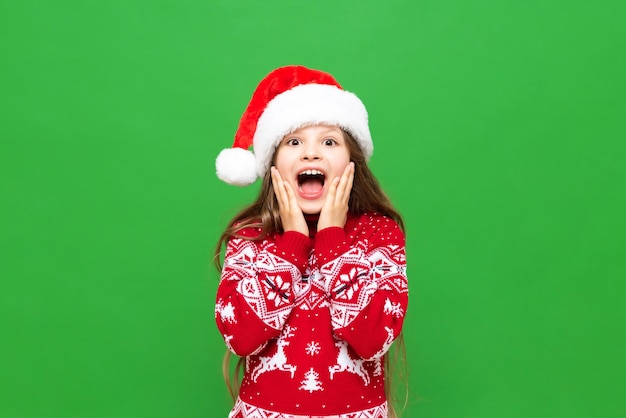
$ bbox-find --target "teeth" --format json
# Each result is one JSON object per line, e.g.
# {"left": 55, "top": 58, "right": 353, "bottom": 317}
{"left": 300, "top": 169, "right": 323, "bottom": 176}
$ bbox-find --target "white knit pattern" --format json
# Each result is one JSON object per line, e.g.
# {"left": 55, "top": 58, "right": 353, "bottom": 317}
{"left": 229, "top": 398, "right": 388, "bottom": 418}
{"left": 223, "top": 239, "right": 298, "bottom": 330}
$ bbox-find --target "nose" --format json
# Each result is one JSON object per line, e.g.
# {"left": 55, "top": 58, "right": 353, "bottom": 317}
{"left": 301, "top": 143, "right": 320, "bottom": 161}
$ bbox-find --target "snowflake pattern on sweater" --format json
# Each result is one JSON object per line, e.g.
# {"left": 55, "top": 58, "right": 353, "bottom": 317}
{"left": 216, "top": 213, "right": 408, "bottom": 417}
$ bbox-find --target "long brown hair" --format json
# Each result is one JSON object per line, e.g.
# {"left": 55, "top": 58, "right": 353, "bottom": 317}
{"left": 215, "top": 129, "right": 408, "bottom": 416}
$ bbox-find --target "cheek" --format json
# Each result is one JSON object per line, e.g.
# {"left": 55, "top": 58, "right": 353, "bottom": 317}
{"left": 273, "top": 150, "right": 291, "bottom": 176}
{"left": 274, "top": 164, "right": 298, "bottom": 187}
{"left": 334, "top": 154, "right": 351, "bottom": 171}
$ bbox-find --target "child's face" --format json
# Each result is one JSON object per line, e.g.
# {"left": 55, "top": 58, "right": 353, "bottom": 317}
{"left": 274, "top": 124, "right": 351, "bottom": 214}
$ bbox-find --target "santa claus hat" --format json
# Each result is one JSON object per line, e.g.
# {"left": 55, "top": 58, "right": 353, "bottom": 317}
{"left": 216, "top": 65, "right": 373, "bottom": 186}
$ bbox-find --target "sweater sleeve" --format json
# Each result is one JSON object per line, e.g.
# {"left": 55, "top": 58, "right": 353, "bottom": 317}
{"left": 215, "top": 229, "right": 312, "bottom": 356}
{"left": 315, "top": 216, "right": 408, "bottom": 360}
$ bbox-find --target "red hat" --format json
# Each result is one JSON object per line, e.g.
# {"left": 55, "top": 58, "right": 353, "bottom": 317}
{"left": 216, "top": 65, "right": 373, "bottom": 186}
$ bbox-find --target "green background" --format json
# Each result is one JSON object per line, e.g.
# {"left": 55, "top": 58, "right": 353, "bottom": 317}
{"left": 2, "top": 1, "right": 625, "bottom": 417}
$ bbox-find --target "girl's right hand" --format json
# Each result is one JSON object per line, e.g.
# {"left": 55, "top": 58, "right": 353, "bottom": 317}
{"left": 271, "top": 167, "right": 309, "bottom": 236}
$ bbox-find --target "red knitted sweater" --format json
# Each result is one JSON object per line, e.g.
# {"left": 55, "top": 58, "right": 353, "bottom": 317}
{"left": 215, "top": 213, "right": 408, "bottom": 417}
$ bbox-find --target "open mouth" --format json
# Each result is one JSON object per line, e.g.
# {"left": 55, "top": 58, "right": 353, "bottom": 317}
{"left": 297, "top": 169, "right": 325, "bottom": 197}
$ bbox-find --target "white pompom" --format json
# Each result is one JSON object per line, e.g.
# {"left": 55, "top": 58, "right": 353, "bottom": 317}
{"left": 215, "top": 148, "right": 258, "bottom": 186}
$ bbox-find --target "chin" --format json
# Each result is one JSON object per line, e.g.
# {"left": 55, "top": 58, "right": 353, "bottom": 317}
{"left": 302, "top": 209, "right": 322, "bottom": 215}
{"left": 299, "top": 201, "right": 323, "bottom": 215}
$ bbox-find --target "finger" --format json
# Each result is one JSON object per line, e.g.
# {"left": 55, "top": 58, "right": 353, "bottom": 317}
{"left": 336, "top": 162, "right": 354, "bottom": 204}
{"left": 342, "top": 162, "right": 355, "bottom": 205}
{"left": 283, "top": 180, "right": 300, "bottom": 212}
{"left": 326, "top": 176, "right": 340, "bottom": 206}
{"left": 270, "top": 167, "right": 282, "bottom": 200}
{"left": 271, "top": 167, "right": 289, "bottom": 208}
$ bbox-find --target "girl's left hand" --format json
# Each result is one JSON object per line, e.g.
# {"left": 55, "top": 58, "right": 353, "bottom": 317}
{"left": 318, "top": 162, "right": 354, "bottom": 231}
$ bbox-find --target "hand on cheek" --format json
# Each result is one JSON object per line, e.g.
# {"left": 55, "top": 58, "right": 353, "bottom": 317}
{"left": 318, "top": 162, "right": 354, "bottom": 231}
{"left": 271, "top": 167, "right": 309, "bottom": 236}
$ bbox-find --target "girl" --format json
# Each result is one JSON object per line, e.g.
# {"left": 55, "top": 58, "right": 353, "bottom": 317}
{"left": 214, "top": 65, "right": 408, "bottom": 418}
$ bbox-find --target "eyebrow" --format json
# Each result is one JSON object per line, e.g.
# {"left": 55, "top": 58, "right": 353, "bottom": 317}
{"left": 285, "top": 127, "right": 343, "bottom": 138}
{"left": 318, "top": 127, "right": 343, "bottom": 136}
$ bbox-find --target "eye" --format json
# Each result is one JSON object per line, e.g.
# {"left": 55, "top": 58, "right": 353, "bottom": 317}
{"left": 323, "top": 138, "right": 338, "bottom": 146}
{"left": 286, "top": 138, "right": 301, "bottom": 146}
